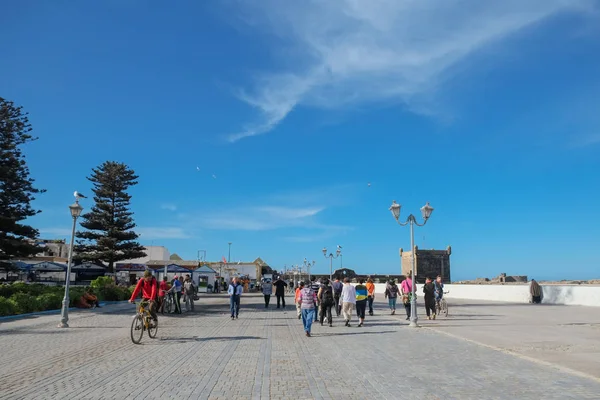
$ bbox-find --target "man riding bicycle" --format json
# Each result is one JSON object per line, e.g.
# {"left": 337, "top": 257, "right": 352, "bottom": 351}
{"left": 129, "top": 270, "right": 158, "bottom": 325}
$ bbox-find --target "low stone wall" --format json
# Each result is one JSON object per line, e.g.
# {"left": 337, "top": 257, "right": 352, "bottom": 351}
{"left": 371, "top": 283, "right": 600, "bottom": 307}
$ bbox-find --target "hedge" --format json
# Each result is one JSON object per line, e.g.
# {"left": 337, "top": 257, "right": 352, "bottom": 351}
{"left": 0, "top": 278, "right": 135, "bottom": 317}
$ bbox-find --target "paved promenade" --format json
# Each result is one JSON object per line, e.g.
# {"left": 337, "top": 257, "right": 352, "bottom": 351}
{"left": 0, "top": 294, "right": 599, "bottom": 400}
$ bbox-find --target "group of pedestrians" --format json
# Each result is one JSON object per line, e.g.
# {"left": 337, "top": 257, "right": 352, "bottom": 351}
{"left": 383, "top": 273, "right": 445, "bottom": 320}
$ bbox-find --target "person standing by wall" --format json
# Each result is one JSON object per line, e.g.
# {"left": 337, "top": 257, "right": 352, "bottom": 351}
{"left": 262, "top": 278, "right": 273, "bottom": 308}
{"left": 341, "top": 278, "right": 356, "bottom": 327}
{"left": 228, "top": 277, "right": 243, "bottom": 320}
{"left": 274, "top": 277, "right": 288, "bottom": 309}
{"left": 530, "top": 279, "right": 542, "bottom": 304}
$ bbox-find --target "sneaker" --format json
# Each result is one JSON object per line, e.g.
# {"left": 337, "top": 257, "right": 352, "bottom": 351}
{"left": 235, "top": 315, "right": 238, "bottom": 319}
{"left": 305, "top": 331, "right": 311, "bottom": 337}
{"left": 231, "top": 316, "right": 235, "bottom": 320}
{"left": 329, "top": 323, "right": 333, "bottom": 327}
{"left": 432, "top": 314, "right": 436, "bottom": 320}
{"left": 427, "top": 316, "right": 431, "bottom": 320}
{"left": 392, "top": 310, "right": 395, "bottom": 315}
{"left": 358, "top": 322, "right": 363, "bottom": 327}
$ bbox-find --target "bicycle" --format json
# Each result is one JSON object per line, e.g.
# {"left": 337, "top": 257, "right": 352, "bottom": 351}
{"left": 131, "top": 300, "right": 158, "bottom": 344}
{"left": 162, "top": 290, "right": 174, "bottom": 314}
{"left": 436, "top": 291, "right": 449, "bottom": 317}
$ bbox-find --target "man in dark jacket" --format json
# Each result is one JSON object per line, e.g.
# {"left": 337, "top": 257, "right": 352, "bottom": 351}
{"left": 422, "top": 276, "right": 436, "bottom": 320}
{"left": 332, "top": 277, "right": 343, "bottom": 316}
{"left": 273, "top": 277, "right": 288, "bottom": 309}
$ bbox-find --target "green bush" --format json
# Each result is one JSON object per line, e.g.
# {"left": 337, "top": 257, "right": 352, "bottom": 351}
{"left": 91, "top": 276, "right": 114, "bottom": 290}
{"left": 0, "top": 297, "right": 17, "bottom": 316}
{"left": 9, "top": 292, "right": 40, "bottom": 314}
{"left": 36, "top": 293, "right": 63, "bottom": 311}
{"left": 68, "top": 287, "right": 86, "bottom": 307}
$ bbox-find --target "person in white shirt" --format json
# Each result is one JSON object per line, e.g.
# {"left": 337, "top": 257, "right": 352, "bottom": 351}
{"left": 341, "top": 278, "right": 357, "bottom": 327}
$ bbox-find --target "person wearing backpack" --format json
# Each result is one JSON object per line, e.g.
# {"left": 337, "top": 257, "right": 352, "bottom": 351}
{"left": 384, "top": 279, "right": 400, "bottom": 315}
{"left": 317, "top": 278, "right": 335, "bottom": 327}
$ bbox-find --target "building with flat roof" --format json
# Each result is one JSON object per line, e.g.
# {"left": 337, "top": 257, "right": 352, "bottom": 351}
{"left": 400, "top": 245, "right": 452, "bottom": 283}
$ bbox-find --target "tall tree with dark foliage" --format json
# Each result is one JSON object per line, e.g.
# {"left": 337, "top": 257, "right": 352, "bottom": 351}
{"left": 0, "top": 97, "right": 45, "bottom": 266}
{"left": 75, "top": 161, "right": 146, "bottom": 272}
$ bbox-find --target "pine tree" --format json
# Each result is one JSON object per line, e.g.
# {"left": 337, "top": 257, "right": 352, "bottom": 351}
{"left": 0, "top": 97, "right": 45, "bottom": 265}
{"left": 75, "top": 161, "right": 146, "bottom": 272}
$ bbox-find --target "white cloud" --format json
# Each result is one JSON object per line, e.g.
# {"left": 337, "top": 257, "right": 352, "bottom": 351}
{"left": 227, "top": 0, "right": 594, "bottom": 142}
{"left": 137, "top": 227, "right": 190, "bottom": 239}
{"left": 202, "top": 205, "right": 325, "bottom": 231}
{"left": 160, "top": 204, "right": 177, "bottom": 211}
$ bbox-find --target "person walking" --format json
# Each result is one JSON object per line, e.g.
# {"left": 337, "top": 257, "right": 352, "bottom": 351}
{"left": 341, "top": 278, "right": 356, "bottom": 327}
{"left": 273, "top": 277, "right": 288, "bottom": 309}
{"left": 158, "top": 276, "right": 170, "bottom": 314}
{"left": 366, "top": 278, "right": 375, "bottom": 316}
{"left": 183, "top": 275, "right": 196, "bottom": 312}
{"left": 228, "top": 277, "right": 243, "bottom": 320}
{"left": 355, "top": 279, "right": 368, "bottom": 327}
{"left": 172, "top": 275, "right": 183, "bottom": 314}
{"left": 332, "top": 277, "right": 343, "bottom": 317}
{"left": 295, "top": 281, "right": 304, "bottom": 319}
{"left": 317, "top": 279, "right": 335, "bottom": 327}
{"left": 262, "top": 278, "right": 273, "bottom": 308}
{"left": 422, "top": 277, "right": 436, "bottom": 320}
{"left": 434, "top": 275, "right": 444, "bottom": 309}
{"left": 310, "top": 277, "right": 320, "bottom": 322}
{"left": 401, "top": 273, "right": 413, "bottom": 321}
{"left": 298, "top": 281, "right": 317, "bottom": 337}
{"left": 384, "top": 279, "right": 399, "bottom": 315}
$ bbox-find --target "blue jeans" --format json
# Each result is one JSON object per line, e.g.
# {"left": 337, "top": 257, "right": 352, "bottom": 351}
{"left": 388, "top": 297, "right": 397, "bottom": 310}
{"left": 230, "top": 295, "right": 240, "bottom": 317}
{"left": 301, "top": 308, "right": 315, "bottom": 333}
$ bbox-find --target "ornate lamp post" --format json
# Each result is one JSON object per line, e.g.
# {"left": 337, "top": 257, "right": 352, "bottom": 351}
{"left": 303, "top": 258, "right": 316, "bottom": 282}
{"left": 322, "top": 245, "right": 342, "bottom": 282}
{"left": 389, "top": 200, "right": 434, "bottom": 328}
{"left": 58, "top": 199, "right": 84, "bottom": 328}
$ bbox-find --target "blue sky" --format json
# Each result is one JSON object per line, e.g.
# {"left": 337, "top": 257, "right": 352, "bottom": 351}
{"left": 2, "top": 1, "right": 600, "bottom": 281}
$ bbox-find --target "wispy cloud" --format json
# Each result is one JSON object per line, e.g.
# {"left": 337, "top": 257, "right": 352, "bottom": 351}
{"left": 202, "top": 205, "right": 325, "bottom": 231}
{"left": 137, "top": 227, "right": 190, "bottom": 239}
{"left": 227, "top": 0, "right": 594, "bottom": 142}
{"left": 569, "top": 133, "right": 600, "bottom": 148}
{"left": 160, "top": 203, "right": 177, "bottom": 211}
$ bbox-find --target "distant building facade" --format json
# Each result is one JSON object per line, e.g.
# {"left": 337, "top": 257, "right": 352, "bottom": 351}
{"left": 400, "top": 245, "right": 452, "bottom": 283}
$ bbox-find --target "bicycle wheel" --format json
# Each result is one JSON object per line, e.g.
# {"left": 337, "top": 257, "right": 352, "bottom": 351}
{"left": 166, "top": 297, "right": 172, "bottom": 314}
{"left": 130, "top": 315, "right": 144, "bottom": 344}
{"left": 441, "top": 299, "right": 448, "bottom": 317}
{"left": 147, "top": 316, "right": 158, "bottom": 338}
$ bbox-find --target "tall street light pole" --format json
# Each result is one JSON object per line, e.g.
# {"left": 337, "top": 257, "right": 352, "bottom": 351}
{"left": 58, "top": 198, "right": 84, "bottom": 328}
{"left": 389, "top": 200, "right": 434, "bottom": 328}
{"left": 303, "top": 258, "right": 315, "bottom": 282}
{"left": 197, "top": 250, "right": 206, "bottom": 263}
{"left": 228, "top": 242, "right": 232, "bottom": 263}
{"left": 322, "top": 245, "right": 342, "bottom": 282}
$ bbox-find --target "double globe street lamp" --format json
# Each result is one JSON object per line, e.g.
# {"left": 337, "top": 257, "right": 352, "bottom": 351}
{"left": 58, "top": 198, "right": 84, "bottom": 328}
{"left": 389, "top": 200, "right": 434, "bottom": 328}
{"left": 303, "top": 258, "right": 315, "bottom": 282}
{"left": 322, "top": 245, "right": 342, "bottom": 282}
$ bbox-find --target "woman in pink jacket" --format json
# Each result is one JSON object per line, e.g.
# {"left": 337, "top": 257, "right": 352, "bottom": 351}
{"left": 401, "top": 273, "right": 413, "bottom": 321}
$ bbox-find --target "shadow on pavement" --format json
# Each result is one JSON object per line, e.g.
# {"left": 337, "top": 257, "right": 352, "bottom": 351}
{"left": 313, "top": 330, "right": 397, "bottom": 337}
{"left": 157, "top": 335, "right": 263, "bottom": 343}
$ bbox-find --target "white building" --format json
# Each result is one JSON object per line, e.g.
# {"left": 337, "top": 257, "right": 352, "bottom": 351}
{"left": 119, "top": 246, "right": 170, "bottom": 264}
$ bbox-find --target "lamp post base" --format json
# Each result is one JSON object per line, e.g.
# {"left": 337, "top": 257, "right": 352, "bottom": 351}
{"left": 408, "top": 319, "right": 420, "bottom": 328}
{"left": 57, "top": 322, "right": 69, "bottom": 328}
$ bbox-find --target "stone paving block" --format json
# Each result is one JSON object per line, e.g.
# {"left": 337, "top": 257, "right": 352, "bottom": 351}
{"left": 1, "top": 295, "right": 600, "bottom": 399}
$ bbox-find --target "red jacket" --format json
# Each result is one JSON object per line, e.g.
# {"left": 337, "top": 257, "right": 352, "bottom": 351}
{"left": 130, "top": 277, "right": 157, "bottom": 301}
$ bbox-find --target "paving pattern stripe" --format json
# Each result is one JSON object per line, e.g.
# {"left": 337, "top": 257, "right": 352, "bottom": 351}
{"left": 199, "top": 313, "right": 254, "bottom": 400}
{"left": 250, "top": 308, "right": 272, "bottom": 399}
{"left": 133, "top": 314, "right": 242, "bottom": 400}
{"left": 423, "top": 325, "right": 600, "bottom": 384}
{"left": 0, "top": 337, "right": 136, "bottom": 399}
